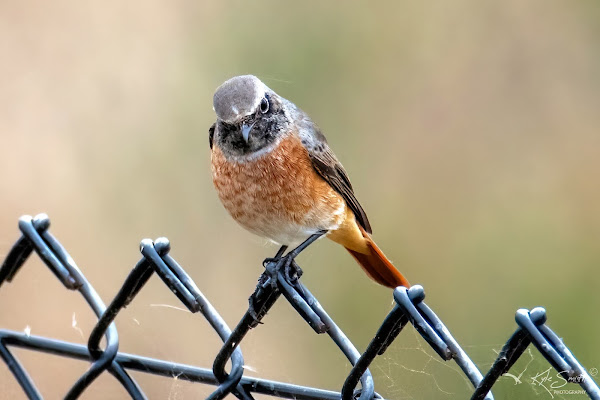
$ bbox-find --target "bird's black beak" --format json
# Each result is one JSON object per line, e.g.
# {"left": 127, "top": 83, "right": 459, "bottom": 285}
{"left": 241, "top": 122, "right": 255, "bottom": 143}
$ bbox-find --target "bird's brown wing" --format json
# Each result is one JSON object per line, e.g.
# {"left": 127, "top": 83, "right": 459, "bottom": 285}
{"left": 307, "top": 140, "right": 373, "bottom": 234}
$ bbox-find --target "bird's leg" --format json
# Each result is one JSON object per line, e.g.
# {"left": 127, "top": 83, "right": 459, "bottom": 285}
{"left": 282, "top": 230, "right": 327, "bottom": 283}
{"left": 288, "top": 230, "right": 328, "bottom": 258}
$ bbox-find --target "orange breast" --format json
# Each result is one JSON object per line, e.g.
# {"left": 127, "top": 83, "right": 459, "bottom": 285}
{"left": 211, "top": 133, "right": 346, "bottom": 245}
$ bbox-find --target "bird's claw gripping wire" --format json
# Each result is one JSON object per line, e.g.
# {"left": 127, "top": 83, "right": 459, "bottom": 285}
{"left": 248, "top": 258, "right": 299, "bottom": 323}
{"left": 260, "top": 242, "right": 305, "bottom": 286}
{"left": 283, "top": 257, "right": 303, "bottom": 283}
{"left": 249, "top": 232, "right": 325, "bottom": 324}
{"left": 261, "top": 254, "right": 303, "bottom": 287}
{"left": 261, "top": 245, "right": 287, "bottom": 269}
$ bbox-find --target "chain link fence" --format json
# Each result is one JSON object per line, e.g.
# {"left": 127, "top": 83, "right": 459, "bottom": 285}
{"left": 0, "top": 214, "right": 598, "bottom": 399}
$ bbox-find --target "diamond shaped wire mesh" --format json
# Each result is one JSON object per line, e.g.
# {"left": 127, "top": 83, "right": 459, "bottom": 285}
{"left": 1, "top": 214, "right": 598, "bottom": 400}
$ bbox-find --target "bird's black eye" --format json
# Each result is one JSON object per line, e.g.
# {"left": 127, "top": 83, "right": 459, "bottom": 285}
{"left": 259, "top": 97, "right": 269, "bottom": 114}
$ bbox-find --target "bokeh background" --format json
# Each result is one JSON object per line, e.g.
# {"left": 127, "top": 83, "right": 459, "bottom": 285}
{"left": 1, "top": 1, "right": 599, "bottom": 399}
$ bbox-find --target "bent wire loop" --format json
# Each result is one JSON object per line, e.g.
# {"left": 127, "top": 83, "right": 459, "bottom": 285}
{"left": 342, "top": 285, "right": 492, "bottom": 400}
{"left": 0, "top": 214, "right": 142, "bottom": 399}
{"left": 471, "top": 308, "right": 600, "bottom": 400}
{"left": 0, "top": 214, "right": 599, "bottom": 400}
{"left": 87, "top": 237, "right": 253, "bottom": 400}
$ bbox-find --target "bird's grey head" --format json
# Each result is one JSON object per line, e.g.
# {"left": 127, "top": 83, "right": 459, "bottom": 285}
{"left": 211, "top": 75, "right": 291, "bottom": 159}
{"left": 213, "top": 75, "right": 267, "bottom": 123}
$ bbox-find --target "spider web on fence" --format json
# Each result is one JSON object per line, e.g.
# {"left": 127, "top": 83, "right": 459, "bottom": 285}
{"left": 372, "top": 336, "right": 594, "bottom": 399}
{"left": 0, "top": 213, "right": 598, "bottom": 400}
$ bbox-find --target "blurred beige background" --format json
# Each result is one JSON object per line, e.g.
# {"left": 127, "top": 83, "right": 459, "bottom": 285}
{"left": 1, "top": 1, "right": 599, "bottom": 399}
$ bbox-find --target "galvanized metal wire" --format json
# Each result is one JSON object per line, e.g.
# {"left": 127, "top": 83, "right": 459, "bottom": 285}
{"left": 0, "top": 214, "right": 598, "bottom": 399}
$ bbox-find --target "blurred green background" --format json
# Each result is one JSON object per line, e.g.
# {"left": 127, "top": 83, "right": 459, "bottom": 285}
{"left": 1, "top": 1, "right": 599, "bottom": 399}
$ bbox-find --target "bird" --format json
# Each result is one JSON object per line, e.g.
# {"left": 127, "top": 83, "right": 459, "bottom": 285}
{"left": 209, "top": 75, "right": 410, "bottom": 289}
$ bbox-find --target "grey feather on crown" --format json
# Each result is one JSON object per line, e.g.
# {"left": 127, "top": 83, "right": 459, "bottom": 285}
{"left": 213, "top": 75, "right": 266, "bottom": 123}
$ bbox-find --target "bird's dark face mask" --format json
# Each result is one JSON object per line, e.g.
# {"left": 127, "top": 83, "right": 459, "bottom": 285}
{"left": 215, "top": 94, "right": 288, "bottom": 159}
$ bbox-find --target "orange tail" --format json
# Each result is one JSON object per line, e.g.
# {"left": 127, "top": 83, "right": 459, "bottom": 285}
{"left": 345, "top": 227, "right": 411, "bottom": 289}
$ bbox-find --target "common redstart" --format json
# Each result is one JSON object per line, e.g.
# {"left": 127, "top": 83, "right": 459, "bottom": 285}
{"left": 209, "top": 75, "right": 410, "bottom": 289}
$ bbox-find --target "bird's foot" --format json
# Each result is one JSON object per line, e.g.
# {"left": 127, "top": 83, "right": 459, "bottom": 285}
{"left": 256, "top": 251, "right": 303, "bottom": 293}
{"left": 262, "top": 256, "right": 279, "bottom": 269}
{"left": 248, "top": 234, "right": 325, "bottom": 326}
{"left": 262, "top": 245, "right": 288, "bottom": 269}
{"left": 283, "top": 256, "right": 303, "bottom": 284}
